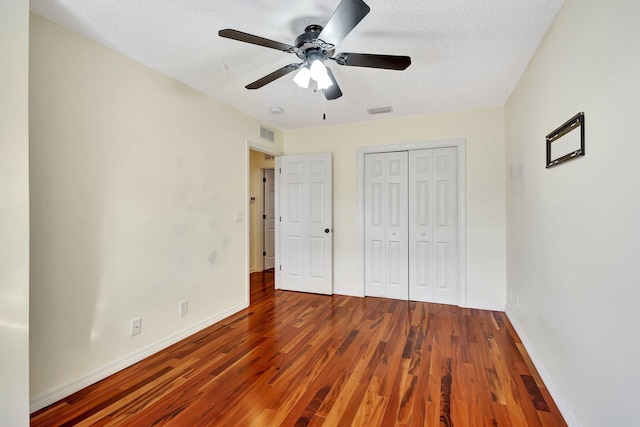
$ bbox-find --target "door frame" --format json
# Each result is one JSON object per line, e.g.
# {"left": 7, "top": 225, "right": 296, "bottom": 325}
{"left": 357, "top": 138, "right": 467, "bottom": 306}
{"left": 247, "top": 141, "right": 284, "bottom": 301}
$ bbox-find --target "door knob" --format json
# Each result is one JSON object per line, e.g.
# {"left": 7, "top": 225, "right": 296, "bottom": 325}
{"left": 324, "top": 228, "right": 330, "bottom": 233}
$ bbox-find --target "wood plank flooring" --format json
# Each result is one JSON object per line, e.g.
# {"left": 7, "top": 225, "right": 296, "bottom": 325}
{"left": 250, "top": 269, "right": 275, "bottom": 304}
{"left": 31, "top": 272, "right": 567, "bottom": 426}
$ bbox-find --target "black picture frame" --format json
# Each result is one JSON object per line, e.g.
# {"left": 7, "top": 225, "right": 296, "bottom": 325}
{"left": 546, "top": 112, "right": 585, "bottom": 168}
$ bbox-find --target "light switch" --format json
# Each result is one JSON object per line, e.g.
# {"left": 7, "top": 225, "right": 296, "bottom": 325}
{"left": 235, "top": 211, "right": 243, "bottom": 222}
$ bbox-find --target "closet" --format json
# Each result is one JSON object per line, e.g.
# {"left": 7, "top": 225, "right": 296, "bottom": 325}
{"left": 364, "top": 147, "right": 459, "bottom": 304}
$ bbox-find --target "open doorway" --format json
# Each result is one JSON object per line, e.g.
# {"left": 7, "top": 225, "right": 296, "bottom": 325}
{"left": 248, "top": 148, "right": 277, "bottom": 303}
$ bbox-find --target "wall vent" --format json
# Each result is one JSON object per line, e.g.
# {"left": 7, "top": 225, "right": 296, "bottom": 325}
{"left": 367, "top": 106, "right": 393, "bottom": 115}
{"left": 260, "top": 125, "right": 275, "bottom": 143}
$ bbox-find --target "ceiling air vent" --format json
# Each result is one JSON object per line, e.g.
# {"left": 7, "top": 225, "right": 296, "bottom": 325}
{"left": 260, "top": 125, "right": 275, "bottom": 143}
{"left": 367, "top": 106, "right": 393, "bottom": 115}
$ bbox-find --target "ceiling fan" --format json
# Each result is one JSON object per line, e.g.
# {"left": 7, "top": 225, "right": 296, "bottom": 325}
{"left": 218, "top": 0, "right": 411, "bottom": 100}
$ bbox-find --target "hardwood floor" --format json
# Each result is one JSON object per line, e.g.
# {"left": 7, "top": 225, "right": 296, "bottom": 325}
{"left": 31, "top": 273, "right": 566, "bottom": 426}
{"left": 250, "top": 269, "right": 275, "bottom": 304}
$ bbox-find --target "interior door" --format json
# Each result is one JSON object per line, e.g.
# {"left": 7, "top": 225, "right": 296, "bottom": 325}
{"left": 263, "top": 169, "right": 276, "bottom": 270}
{"left": 364, "top": 151, "right": 409, "bottom": 300}
{"left": 409, "top": 147, "right": 458, "bottom": 304}
{"left": 278, "top": 153, "right": 333, "bottom": 295}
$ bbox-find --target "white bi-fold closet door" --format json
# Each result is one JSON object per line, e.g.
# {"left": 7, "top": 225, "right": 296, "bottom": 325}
{"left": 364, "top": 147, "right": 459, "bottom": 304}
{"left": 364, "top": 151, "right": 409, "bottom": 300}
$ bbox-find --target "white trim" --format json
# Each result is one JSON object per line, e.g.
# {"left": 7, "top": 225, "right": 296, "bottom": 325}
{"left": 505, "top": 308, "right": 580, "bottom": 427}
{"left": 333, "top": 287, "right": 360, "bottom": 297}
{"left": 357, "top": 152, "right": 366, "bottom": 297}
{"left": 248, "top": 140, "right": 284, "bottom": 157}
{"left": 456, "top": 141, "right": 467, "bottom": 308}
{"left": 357, "top": 138, "right": 467, "bottom": 305}
{"left": 30, "top": 302, "right": 248, "bottom": 413}
{"left": 245, "top": 143, "right": 251, "bottom": 304}
{"left": 463, "top": 302, "right": 505, "bottom": 312}
{"left": 274, "top": 156, "right": 281, "bottom": 290}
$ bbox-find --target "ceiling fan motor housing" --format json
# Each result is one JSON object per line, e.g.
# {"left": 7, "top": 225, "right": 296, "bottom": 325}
{"left": 295, "top": 25, "right": 335, "bottom": 61}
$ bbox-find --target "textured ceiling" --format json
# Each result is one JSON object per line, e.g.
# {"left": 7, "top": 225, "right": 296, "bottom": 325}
{"left": 30, "top": 0, "right": 563, "bottom": 130}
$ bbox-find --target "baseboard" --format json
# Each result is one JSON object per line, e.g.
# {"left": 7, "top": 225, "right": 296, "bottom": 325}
{"left": 463, "top": 301, "right": 506, "bottom": 312}
{"left": 332, "top": 287, "right": 361, "bottom": 297}
{"left": 329, "top": 292, "right": 507, "bottom": 310}
{"left": 505, "top": 308, "right": 581, "bottom": 427}
{"left": 30, "top": 301, "right": 248, "bottom": 413}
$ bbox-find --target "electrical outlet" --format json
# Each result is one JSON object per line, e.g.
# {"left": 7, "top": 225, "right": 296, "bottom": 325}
{"left": 130, "top": 317, "right": 142, "bottom": 336}
{"left": 180, "top": 300, "right": 188, "bottom": 317}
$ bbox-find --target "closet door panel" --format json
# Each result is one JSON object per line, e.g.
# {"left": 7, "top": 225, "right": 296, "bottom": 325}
{"left": 364, "top": 152, "right": 408, "bottom": 300}
{"left": 409, "top": 149, "right": 434, "bottom": 301}
{"left": 384, "top": 152, "right": 408, "bottom": 300}
{"left": 364, "top": 153, "right": 387, "bottom": 297}
{"left": 433, "top": 147, "right": 458, "bottom": 304}
{"left": 409, "top": 147, "right": 458, "bottom": 304}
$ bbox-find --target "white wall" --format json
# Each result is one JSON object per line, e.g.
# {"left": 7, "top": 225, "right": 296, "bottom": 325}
{"left": 284, "top": 107, "right": 506, "bottom": 309}
{"left": 249, "top": 150, "right": 275, "bottom": 272}
{"left": 0, "top": 1, "right": 30, "bottom": 425}
{"left": 505, "top": 1, "right": 640, "bottom": 425}
{"left": 29, "top": 14, "right": 282, "bottom": 407}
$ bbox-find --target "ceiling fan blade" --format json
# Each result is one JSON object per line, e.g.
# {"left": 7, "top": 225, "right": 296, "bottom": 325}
{"left": 323, "top": 67, "right": 343, "bottom": 100}
{"left": 334, "top": 52, "right": 411, "bottom": 70}
{"left": 219, "top": 29, "right": 295, "bottom": 52}
{"left": 318, "top": 0, "right": 370, "bottom": 46}
{"left": 246, "top": 63, "right": 302, "bottom": 90}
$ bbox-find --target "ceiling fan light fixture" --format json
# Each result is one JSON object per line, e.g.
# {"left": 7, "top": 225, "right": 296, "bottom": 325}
{"left": 315, "top": 72, "right": 333, "bottom": 90}
{"left": 309, "top": 59, "right": 327, "bottom": 81}
{"left": 309, "top": 59, "right": 333, "bottom": 90}
{"left": 293, "top": 66, "right": 311, "bottom": 88}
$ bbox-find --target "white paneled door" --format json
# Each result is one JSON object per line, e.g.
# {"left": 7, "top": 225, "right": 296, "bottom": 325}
{"left": 279, "top": 153, "right": 333, "bottom": 295}
{"left": 263, "top": 168, "right": 276, "bottom": 270}
{"left": 364, "top": 152, "right": 409, "bottom": 300}
{"left": 409, "top": 148, "right": 458, "bottom": 304}
{"left": 364, "top": 147, "right": 458, "bottom": 304}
